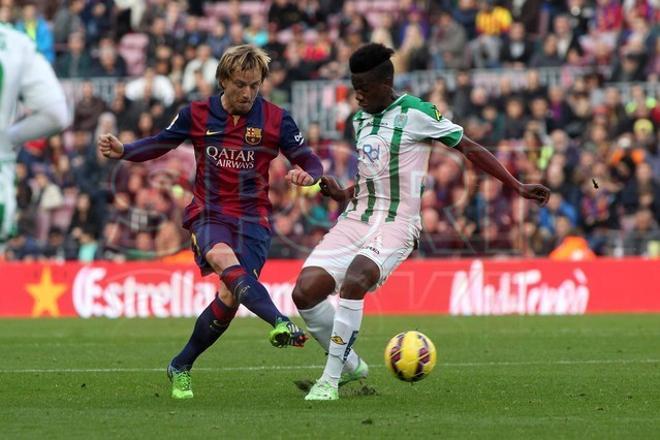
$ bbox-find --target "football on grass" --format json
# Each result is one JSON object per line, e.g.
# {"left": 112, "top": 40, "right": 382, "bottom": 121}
{"left": 385, "top": 331, "right": 437, "bottom": 382}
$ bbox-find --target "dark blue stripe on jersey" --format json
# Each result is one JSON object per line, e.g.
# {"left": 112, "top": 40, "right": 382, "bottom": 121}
{"left": 239, "top": 100, "right": 263, "bottom": 224}
{"left": 240, "top": 98, "right": 277, "bottom": 226}
{"left": 205, "top": 96, "right": 227, "bottom": 217}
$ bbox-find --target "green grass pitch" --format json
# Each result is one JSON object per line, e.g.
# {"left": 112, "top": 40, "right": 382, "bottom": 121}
{"left": 1, "top": 315, "right": 659, "bottom": 439}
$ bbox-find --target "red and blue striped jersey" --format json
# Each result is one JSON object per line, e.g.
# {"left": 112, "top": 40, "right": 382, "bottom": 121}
{"left": 121, "top": 95, "right": 322, "bottom": 235}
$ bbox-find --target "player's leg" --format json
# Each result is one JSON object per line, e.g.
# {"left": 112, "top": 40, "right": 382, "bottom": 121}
{"left": 205, "top": 234, "right": 306, "bottom": 347}
{"left": 192, "top": 220, "right": 298, "bottom": 335}
{"left": 170, "top": 284, "right": 238, "bottom": 371}
{"left": 294, "top": 219, "right": 367, "bottom": 376}
{"left": 293, "top": 267, "right": 365, "bottom": 380}
{"left": 305, "top": 256, "right": 379, "bottom": 400}
{"left": 167, "top": 284, "right": 238, "bottom": 399}
{"left": 292, "top": 267, "right": 336, "bottom": 345}
{"left": 205, "top": 242, "right": 285, "bottom": 324}
{"left": 306, "top": 222, "right": 418, "bottom": 400}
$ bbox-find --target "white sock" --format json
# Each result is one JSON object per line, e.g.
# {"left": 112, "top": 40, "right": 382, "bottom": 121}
{"left": 299, "top": 299, "right": 360, "bottom": 373}
{"left": 320, "top": 298, "right": 364, "bottom": 387}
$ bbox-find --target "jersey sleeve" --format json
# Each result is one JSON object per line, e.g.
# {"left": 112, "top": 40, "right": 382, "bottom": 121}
{"left": 19, "top": 48, "right": 67, "bottom": 111}
{"left": 278, "top": 111, "right": 323, "bottom": 181}
{"left": 407, "top": 103, "right": 464, "bottom": 148}
{"left": 121, "top": 105, "right": 191, "bottom": 162}
{"left": 7, "top": 45, "right": 71, "bottom": 146}
{"left": 162, "top": 105, "right": 192, "bottom": 141}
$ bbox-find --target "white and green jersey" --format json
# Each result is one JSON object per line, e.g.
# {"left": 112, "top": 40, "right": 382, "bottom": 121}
{"left": 343, "top": 94, "right": 463, "bottom": 227}
{"left": 0, "top": 24, "right": 66, "bottom": 159}
{"left": 0, "top": 24, "right": 68, "bottom": 240}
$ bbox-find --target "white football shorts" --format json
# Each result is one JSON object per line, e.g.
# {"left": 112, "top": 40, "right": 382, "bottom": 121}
{"left": 302, "top": 217, "right": 419, "bottom": 292}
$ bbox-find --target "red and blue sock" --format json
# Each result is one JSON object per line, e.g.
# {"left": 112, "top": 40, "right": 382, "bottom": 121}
{"left": 222, "top": 265, "right": 288, "bottom": 327}
{"left": 170, "top": 295, "right": 237, "bottom": 371}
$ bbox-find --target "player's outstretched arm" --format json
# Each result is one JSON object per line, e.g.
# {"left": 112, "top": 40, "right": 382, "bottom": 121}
{"left": 455, "top": 136, "right": 551, "bottom": 206}
{"left": 319, "top": 176, "right": 355, "bottom": 203}
{"left": 100, "top": 106, "right": 191, "bottom": 162}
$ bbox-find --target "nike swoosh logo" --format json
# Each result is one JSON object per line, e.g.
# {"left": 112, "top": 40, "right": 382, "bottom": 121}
{"left": 206, "top": 129, "right": 222, "bottom": 136}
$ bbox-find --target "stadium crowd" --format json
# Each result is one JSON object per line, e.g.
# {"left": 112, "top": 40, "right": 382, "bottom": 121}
{"left": 0, "top": 0, "right": 658, "bottom": 262}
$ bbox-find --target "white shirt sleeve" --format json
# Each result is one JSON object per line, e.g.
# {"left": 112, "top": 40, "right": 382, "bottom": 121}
{"left": 407, "top": 107, "right": 464, "bottom": 148}
{"left": 7, "top": 50, "right": 70, "bottom": 146}
{"left": 19, "top": 50, "right": 67, "bottom": 112}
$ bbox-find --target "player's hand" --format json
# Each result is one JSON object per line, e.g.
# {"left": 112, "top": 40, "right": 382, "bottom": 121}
{"left": 98, "top": 133, "right": 124, "bottom": 159}
{"left": 319, "top": 176, "right": 345, "bottom": 202}
{"left": 518, "top": 183, "right": 551, "bottom": 206}
{"left": 286, "top": 166, "right": 315, "bottom": 186}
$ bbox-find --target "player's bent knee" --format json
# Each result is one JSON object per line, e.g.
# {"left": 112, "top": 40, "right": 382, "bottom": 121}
{"left": 205, "top": 243, "right": 240, "bottom": 273}
{"left": 292, "top": 267, "right": 335, "bottom": 310}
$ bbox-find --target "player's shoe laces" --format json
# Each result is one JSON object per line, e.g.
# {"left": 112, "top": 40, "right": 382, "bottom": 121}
{"left": 167, "top": 364, "right": 193, "bottom": 399}
{"left": 305, "top": 380, "right": 339, "bottom": 401}
{"left": 269, "top": 318, "right": 308, "bottom": 348}
{"left": 339, "top": 358, "right": 369, "bottom": 387}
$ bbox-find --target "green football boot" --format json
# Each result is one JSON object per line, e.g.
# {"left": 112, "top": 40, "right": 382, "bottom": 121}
{"left": 167, "top": 364, "right": 193, "bottom": 399}
{"left": 269, "top": 318, "right": 308, "bottom": 347}
{"left": 339, "top": 358, "right": 369, "bottom": 387}
{"left": 305, "top": 380, "right": 339, "bottom": 401}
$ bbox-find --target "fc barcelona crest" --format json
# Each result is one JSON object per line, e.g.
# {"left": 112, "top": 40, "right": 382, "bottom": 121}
{"left": 245, "top": 127, "right": 262, "bottom": 145}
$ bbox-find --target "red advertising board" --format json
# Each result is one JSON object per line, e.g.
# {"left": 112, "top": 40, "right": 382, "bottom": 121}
{"left": 1, "top": 258, "right": 658, "bottom": 318}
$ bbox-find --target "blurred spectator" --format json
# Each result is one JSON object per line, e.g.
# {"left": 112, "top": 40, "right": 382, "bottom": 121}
{"left": 505, "top": 0, "right": 543, "bottom": 35}
{"left": 5, "top": 223, "right": 42, "bottom": 261}
{"left": 147, "top": 16, "right": 175, "bottom": 63}
{"left": 539, "top": 193, "right": 578, "bottom": 235}
{"left": 469, "top": 0, "right": 512, "bottom": 68}
{"left": 55, "top": 32, "right": 93, "bottom": 78}
{"left": 73, "top": 82, "right": 107, "bottom": 132}
{"left": 620, "top": 162, "right": 660, "bottom": 222}
{"left": 207, "top": 21, "right": 230, "bottom": 59}
{"left": 392, "top": 24, "right": 428, "bottom": 73}
{"left": 553, "top": 14, "right": 582, "bottom": 60}
{"left": 92, "top": 37, "right": 127, "bottom": 77}
{"left": 453, "top": 0, "right": 479, "bottom": 40}
{"left": 268, "top": 0, "right": 305, "bottom": 31}
{"left": 15, "top": 2, "right": 55, "bottom": 63}
{"left": 42, "top": 226, "right": 70, "bottom": 261}
{"left": 339, "top": 1, "right": 370, "bottom": 43}
{"left": 83, "top": 0, "right": 113, "bottom": 46}
{"left": 182, "top": 44, "right": 219, "bottom": 94}
{"left": 530, "top": 33, "right": 564, "bottom": 67}
{"left": 52, "top": 0, "right": 85, "bottom": 48}
{"left": 370, "top": 14, "right": 395, "bottom": 50}
{"left": 623, "top": 209, "right": 660, "bottom": 256}
{"left": 32, "top": 169, "right": 65, "bottom": 242}
{"left": 244, "top": 13, "right": 268, "bottom": 47}
{"left": 125, "top": 67, "right": 175, "bottom": 107}
{"left": 500, "top": 22, "right": 534, "bottom": 67}
{"left": 139, "top": 0, "right": 167, "bottom": 32}
{"left": 77, "top": 230, "right": 98, "bottom": 262}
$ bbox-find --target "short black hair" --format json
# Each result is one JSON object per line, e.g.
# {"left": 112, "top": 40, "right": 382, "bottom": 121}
{"left": 349, "top": 43, "right": 395, "bottom": 77}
